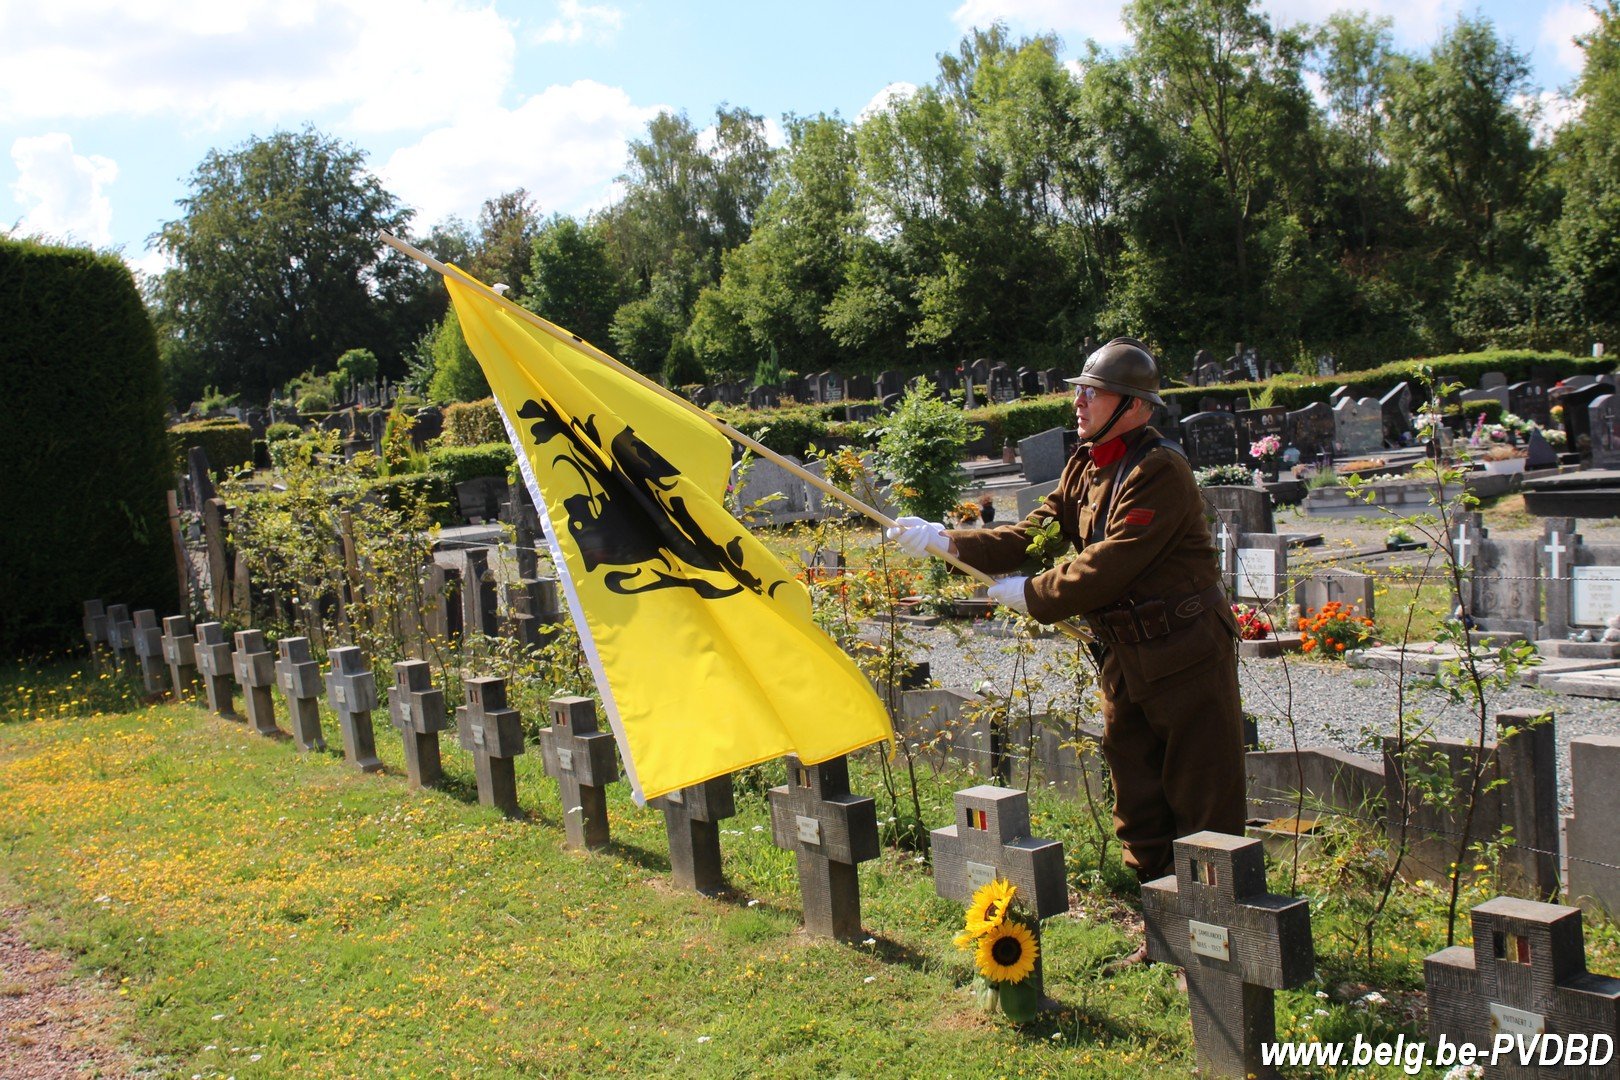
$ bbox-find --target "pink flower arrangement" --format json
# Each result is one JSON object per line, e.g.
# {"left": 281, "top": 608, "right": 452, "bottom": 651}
{"left": 1248, "top": 434, "right": 1281, "bottom": 463}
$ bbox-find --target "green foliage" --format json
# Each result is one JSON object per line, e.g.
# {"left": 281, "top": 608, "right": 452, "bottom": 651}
{"left": 264, "top": 422, "right": 302, "bottom": 443}
{"left": 1195, "top": 463, "right": 1257, "bottom": 487}
{"left": 0, "top": 238, "right": 177, "bottom": 653}
{"left": 168, "top": 418, "right": 254, "bottom": 475}
{"left": 425, "top": 307, "right": 491, "bottom": 404}
{"left": 424, "top": 443, "right": 516, "bottom": 487}
{"left": 965, "top": 393, "right": 1074, "bottom": 448}
{"left": 441, "top": 399, "right": 505, "bottom": 447}
{"left": 522, "top": 214, "right": 622, "bottom": 348}
{"left": 333, "top": 347, "right": 379, "bottom": 398}
{"left": 874, "top": 380, "right": 970, "bottom": 520}
{"left": 714, "top": 403, "right": 832, "bottom": 457}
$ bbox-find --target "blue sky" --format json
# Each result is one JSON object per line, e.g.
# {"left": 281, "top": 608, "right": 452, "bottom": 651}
{"left": 0, "top": 0, "right": 1600, "bottom": 279}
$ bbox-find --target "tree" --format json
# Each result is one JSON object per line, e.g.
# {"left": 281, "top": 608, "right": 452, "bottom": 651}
{"left": 425, "top": 307, "right": 490, "bottom": 403}
{"left": 152, "top": 127, "right": 418, "bottom": 404}
{"left": 1548, "top": 1, "right": 1620, "bottom": 333}
{"left": 467, "top": 189, "right": 542, "bottom": 297}
{"left": 522, "top": 214, "right": 622, "bottom": 349}
{"left": 334, "top": 347, "right": 379, "bottom": 399}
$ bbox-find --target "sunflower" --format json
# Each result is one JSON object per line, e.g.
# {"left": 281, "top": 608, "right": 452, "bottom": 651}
{"left": 963, "top": 879, "right": 1018, "bottom": 937}
{"left": 975, "top": 921, "right": 1038, "bottom": 984}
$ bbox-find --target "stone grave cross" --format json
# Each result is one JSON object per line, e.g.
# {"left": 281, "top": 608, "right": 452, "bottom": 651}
{"left": 193, "top": 621, "right": 237, "bottom": 719}
{"left": 325, "top": 646, "right": 383, "bottom": 772}
{"left": 106, "top": 604, "right": 135, "bottom": 674}
{"left": 651, "top": 775, "right": 737, "bottom": 895}
{"left": 231, "top": 630, "right": 282, "bottom": 737}
{"left": 1142, "top": 831, "right": 1315, "bottom": 1079}
{"left": 1425, "top": 897, "right": 1620, "bottom": 1079}
{"left": 457, "top": 676, "right": 528, "bottom": 817}
{"left": 390, "top": 660, "right": 450, "bottom": 790}
{"left": 1453, "top": 516, "right": 1477, "bottom": 571}
{"left": 768, "top": 754, "right": 879, "bottom": 941}
{"left": 275, "top": 637, "right": 326, "bottom": 752}
{"left": 82, "top": 599, "right": 109, "bottom": 667}
{"left": 130, "top": 610, "right": 166, "bottom": 696}
{"left": 540, "top": 696, "right": 618, "bottom": 846}
{"left": 160, "top": 615, "right": 200, "bottom": 700}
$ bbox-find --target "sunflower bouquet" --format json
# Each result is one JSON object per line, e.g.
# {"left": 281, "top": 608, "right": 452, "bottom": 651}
{"left": 952, "top": 878, "right": 1040, "bottom": 1021}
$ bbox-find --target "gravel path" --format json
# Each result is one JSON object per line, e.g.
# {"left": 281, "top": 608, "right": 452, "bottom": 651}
{"left": 900, "top": 623, "right": 1617, "bottom": 811}
{"left": 0, "top": 910, "right": 138, "bottom": 1079}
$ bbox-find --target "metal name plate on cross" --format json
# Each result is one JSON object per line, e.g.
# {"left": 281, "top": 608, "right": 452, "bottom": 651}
{"left": 390, "top": 660, "right": 450, "bottom": 790}
{"left": 768, "top": 755, "right": 879, "bottom": 942}
{"left": 325, "top": 646, "right": 382, "bottom": 772}
{"left": 274, "top": 637, "right": 326, "bottom": 752}
{"left": 1425, "top": 896, "right": 1620, "bottom": 1080}
{"left": 232, "top": 629, "right": 283, "bottom": 738}
{"left": 159, "top": 615, "right": 200, "bottom": 701}
{"left": 457, "top": 676, "right": 529, "bottom": 817}
{"left": 1142, "top": 832, "right": 1315, "bottom": 1080}
{"left": 193, "top": 621, "right": 238, "bottom": 720}
{"left": 650, "top": 774, "right": 736, "bottom": 895}
{"left": 540, "top": 696, "right": 618, "bottom": 848}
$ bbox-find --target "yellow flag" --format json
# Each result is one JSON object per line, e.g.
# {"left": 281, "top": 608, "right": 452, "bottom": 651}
{"left": 445, "top": 273, "right": 892, "bottom": 803}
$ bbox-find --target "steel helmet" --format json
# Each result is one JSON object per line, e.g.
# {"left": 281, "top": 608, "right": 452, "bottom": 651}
{"left": 1065, "top": 337, "right": 1163, "bottom": 406}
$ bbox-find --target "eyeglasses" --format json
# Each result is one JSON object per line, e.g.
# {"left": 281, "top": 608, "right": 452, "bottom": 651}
{"left": 1073, "top": 385, "right": 1103, "bottom": 403}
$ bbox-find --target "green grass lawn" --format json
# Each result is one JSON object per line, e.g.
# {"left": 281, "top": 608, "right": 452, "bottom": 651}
{"left": 4, "top": 658, "right": 1613, "bottom": 1078}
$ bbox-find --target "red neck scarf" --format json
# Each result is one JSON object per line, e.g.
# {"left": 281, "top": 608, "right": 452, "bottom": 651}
{"left": 1090, "top": 436, "right": 1127, "bottom": 468}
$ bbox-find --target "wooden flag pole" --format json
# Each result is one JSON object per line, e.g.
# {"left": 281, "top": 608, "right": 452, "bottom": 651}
{"left": 378, "top": 230, "right": 1092, "bottom": 643}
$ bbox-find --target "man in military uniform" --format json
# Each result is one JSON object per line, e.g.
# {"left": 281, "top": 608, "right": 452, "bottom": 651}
{"left": 888, "top": 338, "right": 1245, "bottom": 916}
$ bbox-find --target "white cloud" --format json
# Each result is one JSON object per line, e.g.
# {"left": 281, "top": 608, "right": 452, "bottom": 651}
{"left": 9, "top": 133, "right": 118, "bottom": 246}
{"left": 0, "top": 0, "right": 515, "bottom": 132}
{"left": 377, "top": 80, "right": 664, "bottom": 227}
{"left": 1261, "top": 0, "right": 1453, "bottom": 45}
{"left": 531, "top": 0, "right": 623, "bottom": 45}
{"left": 1540, "top": 2, "right": 1600, "bottom": 77}
{"left": 856, "top": 82, "right": 919, "bottom": 124}
{"left": 950, "top": 0, "right": 1127, "bottom": 45}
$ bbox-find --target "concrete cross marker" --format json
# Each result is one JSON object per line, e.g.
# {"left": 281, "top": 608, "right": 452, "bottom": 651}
{"left": 1425, "top": 897, "right": 1620, "bottom": 1079}
{"left": 650, "top": 775, "right": 736, "bottom": 895}
{"left": 1454, "top": 518, "right": 1475, "bottom": 569}
{"left": 390, "top": 660, "right": 449, "bottom": 790}
{"left": 160, "top": 615, "right": 200, "bottom": 700}
{"left": 82, "top": 599, "right": 109, "bottom": 657}
{"left": 193, "top": 621, "right": 237, "bottom": 719}
{"left": 130, "top": 610, "right": 167, "bottom": 696}
{"left": 457, "top": 676, "right": 528, "bottom": 816}
{"left": 325, "top": 646, "right": 382, "bottom": 772}
{"left": 540, "top": 696, "right": 618, "bottom": 847}
{"left": 931, "top": 785, "right": 1068, "bottom": 996}
{"left": 1142, "top": 832, "right": 1315, "bottom": 1079}
{"left": 1545, "top": 531, "right": 1568, "bottom": 583}
{"left": 275, "top": 637, "right": 327, "bottom": 752}
{"left": 768, "top": 754, "right": 879, "bottom": 941}
{"left": 231, "top": 629, "right": 282, "bottom": 737}
{"left": 106, "top": 604, "right": 135, "bottom": 674}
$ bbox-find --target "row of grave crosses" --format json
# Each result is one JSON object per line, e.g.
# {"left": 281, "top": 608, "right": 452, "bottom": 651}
{"left": 82, "top": 598, "right": 1620, "bottom": 1078}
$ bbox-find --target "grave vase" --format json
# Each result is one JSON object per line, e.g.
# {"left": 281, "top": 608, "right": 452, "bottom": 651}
{"left": 1481, "top": 456, "right": 1526, "bottom": 475}
{"left": 970, "top": 975, "right": 1038, "bottom": 1023}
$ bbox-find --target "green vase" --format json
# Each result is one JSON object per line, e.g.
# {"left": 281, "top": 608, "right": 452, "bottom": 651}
{"left": 997, "top": 978, "right": 1039, "bottom": 1023}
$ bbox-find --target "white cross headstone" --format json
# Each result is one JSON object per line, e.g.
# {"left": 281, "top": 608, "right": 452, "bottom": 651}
{"left": 1453, "top": 521, "right": 1474, "bottom": 568}
{"left": 1544, "top": 532, "right": 1567, "bottom": 583}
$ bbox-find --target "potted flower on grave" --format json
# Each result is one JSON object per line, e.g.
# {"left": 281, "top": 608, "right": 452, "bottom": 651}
{"left": 1480, "top": 444, "right": 1527, "bottom": 475}
{"left": 1232, "top": 602, "right": 1272, "bottom": 640}
{"left": 1249, "top": 434, "right": 1282, "bottom": 481}
{"left": 1297, "top": 602, "right": 1376, "bottom": 657}
{"left": 953, "top": 878, "right": 1040, "bottom": 1022}
{"left": 1385, "top": 524, "right": 1422, "bottom": 551}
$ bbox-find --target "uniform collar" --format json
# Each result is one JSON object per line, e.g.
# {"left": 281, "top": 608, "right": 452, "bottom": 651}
{"left": 1086, "top": 423, "right": 1158, "bottom": 469}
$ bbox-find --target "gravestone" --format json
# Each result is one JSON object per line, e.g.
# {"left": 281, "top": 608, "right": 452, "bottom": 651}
{"left": 1294, "top": 567, "right": 1375, "bottom": 623}
{"left": 1315, "top": 354, "right": 1335, "bottom": 377}
{"left": 746, "top": 384, "right": 779, "bottom": 410}
{"left": 897, "top": 687, "right": 1005, "bottom": 780}
{"left": 105, "top": 604, "right": 134, "bottom": 674}
{"left": 424, "top": 563, "right": 462, "bottom": 647}
{"left": 1195, "top": 362, "right": 1225, "bottom": 387}
{"left": 504, "top": 576, "right": 562, "bottom": 648}
{"left": 275, "top": 637, "right": 326, "bottom": 752}
{"left": 1018, "top": 428, "right": 1077, "bottom": 486}
{"left": 1524, "top": 429, "right": 1560, "bottom": 470}
{"left": 541, "top": 696, "right": 618, "bottom": 847}
{"left": 650, "top": 774, "right": 736, "bottom": 895}
{"left": 1566, "top": 736, "right": 1620, "bottom": 919}
{"left": 1594, "top": 393, "right": 1620, "bottom": 468}
{"left": 1332, "top": 396, "right": 1383, "bottom": 457}
{"left": 1508, "top": 380, "right": 1551, "bottom": 427}
{"left": 1379, "top": 382, "right": 1411, "bottom": 447}
{"left": 688, "top": 385, "right": 714, "bottom": 409}
{"left": 325, "top": 646, "right": 383, "bottom": 773}
{"left": 390, "top": 660, "right": 450, "bottom": 790}
{"left": 1537, "top": 521, "right": 1620, "bottom": 651}
{"left": 1201, "top": 487, "right": 1274, "bottom": 537}
{"left": 988, "top": 363, "right": 1018, "bottom": 404}
{"left": 768, "top": 754, "right": 879, "bottom": 941}
{"left": 1481, "top": 371, "right": 1509, "bottom": 391}
{"left": 193, "top": 621, "right": 236, "bottom": 719}
{"left": 1181, "top": 411, "right": 1241, "bottom": 469}
{"left": 1039, "top": 368, "right": 1065, "bottom": 394}
{"left": 845, "top": 373, "right": 874, "bottom": 401}
{"left": 876, "top": 370, "right": 906, "bottom": 400}
{"left": 1330, "top": 385, "right": 1350, "bottom": 405}
{"left": 1425, "top": 897, "right": 1620, "bottom": 1078}
{"left": 458, "top": 676, "right": 528, "bottom": 817}
{"left": 1236, "top": 407, "right": 1286, "bottom": 448}
{"left": 843, "top": 402, "right": 878, "bottom": 422}
{"left": 82, "top": 599, "right": 110, "bottom": 670}
{"left": 1142, "top": 832, "right": 1314, "bottom": 1079}
{"left": 1016, "top": 367, "right": 1042, "bottom": 397}
{"left": 1554, "top": 383, "right": 1609, "bottom": 455}
{"left": 1284, "top": 401, "right": 1335, "bottom": 460}
{"left": 231, "top": 629, "right": 282, "bottom": 737}
{"left": 1459, "top": 514, "right": 1542, "bottom": 644}
{"left": 460, "top": 548, "right": 499, "bottom": 638}
{"left": 130, "top": 610, "right": 166, "bottom": 696}
{"left": 967, "top": 358, "right": 990, "bottom": 388}
{"left": 731, "top": 454, "right": 811, "bottom": 525}
{"left": 160, "top": 615, "right": 200, "bottom": 700}
{"left": 1231, "top": 534, "right": 1289, "bottom": 605}
{"left": 815, "top": 371, "right": 844, "bottom": 404}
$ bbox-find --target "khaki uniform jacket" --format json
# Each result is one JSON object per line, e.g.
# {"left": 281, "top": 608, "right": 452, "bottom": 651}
{"left": 952, "top": 425, "right": 1236, "bottom": 695}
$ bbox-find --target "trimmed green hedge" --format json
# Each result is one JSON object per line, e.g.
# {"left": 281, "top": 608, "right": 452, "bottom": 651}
{"left": 424, "top": 442, "right": 515, "bottom": 487}
{"left": 443, "top": 399, "right": 505, "bottom": 446}
{"left": 0, "top": 238, "right": 177, "bottom": 653}
{"left": 169, "top": 418, "right": 255, "bottom": 475}
{"left": 360, "top": 472, "right": 456, "bottom": 528}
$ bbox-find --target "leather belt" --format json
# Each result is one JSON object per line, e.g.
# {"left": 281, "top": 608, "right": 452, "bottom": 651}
{"left": 1085, "top": 584, "right": 1224, "bottom": 646}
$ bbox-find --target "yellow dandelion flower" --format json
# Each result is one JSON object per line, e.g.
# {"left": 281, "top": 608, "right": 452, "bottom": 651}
{"left": 964, "top": 878, "right": 1018, "bottom": 936}
{"left": 975, "top": 921, "right": 1038, "bottom": 984}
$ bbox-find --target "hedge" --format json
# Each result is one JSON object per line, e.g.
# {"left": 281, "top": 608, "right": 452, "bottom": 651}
{"left": 0, "top": 238, "right": 177, "bottom": 653}
{"left": 424, "top": 442, "right": 515, "bottom": 487}
{"left": 443, "top": 399, "right": 506, "bottom": 446}
{"left": 169, "top": 417, "right": 255, "bottom": 475}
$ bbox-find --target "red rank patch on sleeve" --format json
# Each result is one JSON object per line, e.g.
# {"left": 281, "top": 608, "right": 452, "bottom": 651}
{"left": 1123, "top": 508, "right": 1155, "bottom": 526}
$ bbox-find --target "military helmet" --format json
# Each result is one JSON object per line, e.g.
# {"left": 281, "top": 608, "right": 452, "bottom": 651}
{"left": 1065, "top": 336, "right": 1162, "bottom": 406}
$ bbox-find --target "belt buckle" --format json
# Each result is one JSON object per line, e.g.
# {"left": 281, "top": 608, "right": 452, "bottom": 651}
{"left": 1135, "top": 599, "right": 1170, "bottom": 640}
{"left": 1102, "top": 608, "right": 1139, "bottom": 645}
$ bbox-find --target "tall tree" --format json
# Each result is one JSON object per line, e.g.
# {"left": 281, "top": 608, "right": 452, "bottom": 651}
{"left": 522, "top": 214, "right": 623, "bottom": 349}
{"left": 467, "top": 189, "right": 543, "bottom": 297}
{"left": 152, "top": 128, "right": 416, "bottom": 403}
{"left": 1548, "top": 0, "right": 1620, "bottom": 332}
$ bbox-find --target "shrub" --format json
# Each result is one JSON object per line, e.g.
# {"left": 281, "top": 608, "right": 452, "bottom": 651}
{"left": 1298, "top": 601, "right": 1376, "bottom": 656}
{"left": 1194, "top": 464, "right": 1255, "bottom": 487}
{"left": 264, "top": 422, "right": 302, "bottom": 443}
{"left": 874, "top": 380, "right": 970, "bottom": 521}
{"left": 425, "top": 442, "right": 515, "bottom": 487}
{"left": 964, "top": 393, "right": 1074, "bottom": 448}
{"left": 443, "top": 399, "right": 506, "bottom": 447}
{"left": 0, "top": 237, "right": 177, "bottom": 653}
{"left": 715, "top": 404, "right": 831, "bottom": 458}
{"left": 169, "top": 418, "right": 255, "bottom": 475}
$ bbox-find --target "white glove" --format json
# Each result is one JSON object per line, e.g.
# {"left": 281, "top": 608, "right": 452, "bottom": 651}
{"left": 987, "top": 576, "right": 1029, "bottom": 614}
{"left": 885, "top": 516, "right": 948, "bottom": 558}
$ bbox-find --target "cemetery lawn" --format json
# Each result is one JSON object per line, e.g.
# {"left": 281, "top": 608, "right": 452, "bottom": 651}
{"left": 5, "top": 660, "right": 1618, "bottom": 1078}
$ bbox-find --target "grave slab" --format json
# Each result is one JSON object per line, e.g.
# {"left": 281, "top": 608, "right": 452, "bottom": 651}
{"left": 1536, "top": 666, "right": 1620, "bottom": 700}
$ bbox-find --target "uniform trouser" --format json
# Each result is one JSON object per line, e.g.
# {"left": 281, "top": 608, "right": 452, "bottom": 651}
{"left": 1097, "top": 629, "right": 1247, "bottom": 883}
